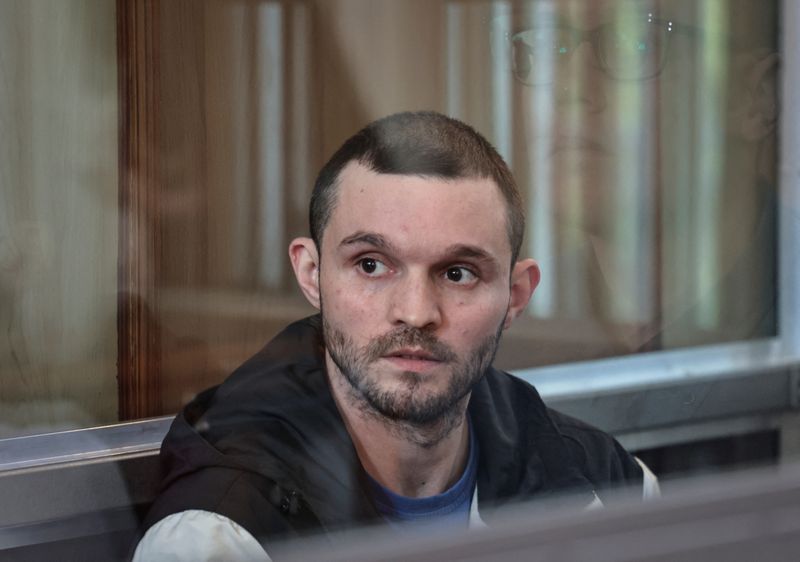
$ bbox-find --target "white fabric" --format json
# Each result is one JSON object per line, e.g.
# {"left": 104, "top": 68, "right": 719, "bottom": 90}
{"left": 132, "top": 509, "right": 271, "bottom": 562}
{"left": 636, "top": 456, "right": 662, "bottom": 500}
{"left": 584, "top": 491, "right": 604, "bottom": 511}
{"left": 468, "top": 486, "right": 487, "bottom": 528}
{"left": 469, "top": 483, "right": 604, "bottom": 526}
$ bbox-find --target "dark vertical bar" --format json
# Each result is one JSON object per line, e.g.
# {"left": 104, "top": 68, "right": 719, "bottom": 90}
{"left": 117, "top": 0, "right": 162, "bottom": 420}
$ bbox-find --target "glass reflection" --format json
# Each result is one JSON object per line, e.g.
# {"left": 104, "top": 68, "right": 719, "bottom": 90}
{"left": 0, "top": 0, "right": 781, "bottom": 439}
{"left": 462, "top": 0, "right": 779, "bottom": 368}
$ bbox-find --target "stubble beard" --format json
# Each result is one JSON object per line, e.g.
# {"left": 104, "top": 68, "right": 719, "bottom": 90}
{"left": 322, "top": 312, "right": 504, "bottom": 434}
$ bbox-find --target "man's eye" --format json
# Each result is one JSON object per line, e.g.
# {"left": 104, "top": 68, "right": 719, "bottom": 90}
{"left": 445, "top": 267, "right": 477, "bottom": 284}
{"left": 358, "top": 257, "right": 389, "bottom": 276}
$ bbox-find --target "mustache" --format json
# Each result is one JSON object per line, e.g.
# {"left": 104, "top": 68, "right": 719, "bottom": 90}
{"left": 364, "top": 327, "right": 457, "bottom": 363}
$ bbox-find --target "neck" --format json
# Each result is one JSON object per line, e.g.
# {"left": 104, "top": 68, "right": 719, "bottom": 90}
{"left": 326, "top": 354, "right": 471, "bottom": 498}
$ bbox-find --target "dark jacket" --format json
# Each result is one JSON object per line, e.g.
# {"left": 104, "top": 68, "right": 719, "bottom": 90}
{"left": 143, "top": 316, "right": 643, "bottom": 547}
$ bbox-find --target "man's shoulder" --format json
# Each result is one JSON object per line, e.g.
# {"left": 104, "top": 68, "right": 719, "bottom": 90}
{"left": 547, "top": 405, "right": 644, "bottom": 495}
{"left": 480, "top": 368, "right": 627, "bottom": 449}
{"left": 477, "top": 369, "right": 644, "bottom": 494}
{"left": 546, "top": 407, "right": 630, "bottom": 457}
{"left": 191, "top": 314, "right": 331, "bottom": 435}
{"left": 224, "top": 315, "right": 324, "bottom": 380}
{"left": 546, "top": 407, "right": 659, "bottom": 500}
{"left": 146, "top": 315, "right": 372, "bottom": 541}
{"left": 546, "top": 406, "right": 617, "bottom": 445}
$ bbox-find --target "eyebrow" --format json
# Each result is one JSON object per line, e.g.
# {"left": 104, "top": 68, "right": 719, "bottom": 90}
{"left": 444, "top": 244, "right": 494, "bottom": 261}
{"left": 339, "top": 232, "right": 397, "bottom": 252}
{"left": 440, "top": 244, "right": 499, "bottom": 268}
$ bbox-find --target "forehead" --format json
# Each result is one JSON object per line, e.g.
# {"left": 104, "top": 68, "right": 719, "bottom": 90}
{"left": 325, "top": 162, "right": 511, "bottom": 258}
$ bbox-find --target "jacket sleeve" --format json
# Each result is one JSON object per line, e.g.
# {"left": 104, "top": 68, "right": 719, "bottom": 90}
{"left": 133, "top": 509, "right": 270, "bottom": 561}
{"left": 139, "top": 465, "right": 321, "bottom": 558}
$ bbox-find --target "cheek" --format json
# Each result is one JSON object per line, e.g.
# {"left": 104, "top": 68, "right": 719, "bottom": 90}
{"left": 321, "top": 275, "right": 382, "bottom": 320}
{"left": 448, "top": 294, "right": 508, "bottom": 336}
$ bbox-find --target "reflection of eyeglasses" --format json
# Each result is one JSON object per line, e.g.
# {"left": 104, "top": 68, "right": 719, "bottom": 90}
{"left": 509, "top": 17, "right": 675, "bottom": 85}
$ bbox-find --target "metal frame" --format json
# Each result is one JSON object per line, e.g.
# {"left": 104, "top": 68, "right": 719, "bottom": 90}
{"left": 0, "top": 416, "right": 170, "bottom": 473}
{"left": 779, "top": 0, "right": 800, "bottom": 358}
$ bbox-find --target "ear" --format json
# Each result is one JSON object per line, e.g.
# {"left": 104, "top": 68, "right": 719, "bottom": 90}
{"left": 503, "top": 258, "right": 541, "bottom": 330}
{"left": 289, "top": 237, "right": 321, "bottom": 309}
{"left": 732, "top": 51, "right": 779, "bottom": 141}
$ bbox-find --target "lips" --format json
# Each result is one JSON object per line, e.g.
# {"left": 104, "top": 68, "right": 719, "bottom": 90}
{"left": 384, "top": 348, "right": 441, "bottom": 362}
{"left": 381, "top": 348, "right": 445, "bottom": 373}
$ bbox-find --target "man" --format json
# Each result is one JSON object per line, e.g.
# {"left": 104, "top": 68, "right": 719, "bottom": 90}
{"left": 134, "top": 112, "right": 656, "bottom": 560}
{"left": 490, "top": 0, "right": 778, "bottom": 355}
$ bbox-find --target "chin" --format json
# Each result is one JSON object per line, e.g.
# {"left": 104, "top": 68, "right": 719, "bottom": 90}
{"left": 365, "top": 381, "right": 465, "bottom": 425}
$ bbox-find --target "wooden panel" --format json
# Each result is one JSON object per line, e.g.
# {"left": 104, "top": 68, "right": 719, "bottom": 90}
{"left": 117, "top": 0, "right": 162, "bottom": 420}
{"left": 316, "top": 0, "right": 447, "bottom": 155}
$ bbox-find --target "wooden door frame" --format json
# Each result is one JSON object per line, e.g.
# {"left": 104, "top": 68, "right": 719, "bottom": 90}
{"left": 117, "top": 0, "right": 161, "bottom": 420}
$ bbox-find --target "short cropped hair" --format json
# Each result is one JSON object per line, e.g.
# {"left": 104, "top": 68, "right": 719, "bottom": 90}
{"left": 310, "top": 111, "right": 525, "bottom": 263}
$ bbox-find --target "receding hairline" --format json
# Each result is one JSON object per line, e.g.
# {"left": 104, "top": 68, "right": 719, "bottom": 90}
{"left": 318, "top": 160, "right": 516, "bottom": 256}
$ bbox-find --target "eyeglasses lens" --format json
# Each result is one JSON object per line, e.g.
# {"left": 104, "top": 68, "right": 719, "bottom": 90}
{"left": 511, "top": 21, "right": 670, "bottom": 85}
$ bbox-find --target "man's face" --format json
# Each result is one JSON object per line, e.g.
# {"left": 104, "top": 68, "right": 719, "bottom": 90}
{"left": 510, "top": 0, "right": 708, "bottom": 234}
{"left": 503, "top": 0, "right": 775, "bottom": 333}
{"left": 316, "top": 162, "right": 514, "bottom": 424}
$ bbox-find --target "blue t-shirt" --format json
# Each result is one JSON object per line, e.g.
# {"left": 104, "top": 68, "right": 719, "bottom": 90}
{"left": 366, "top": 421, "right": 478, "bottom": 529}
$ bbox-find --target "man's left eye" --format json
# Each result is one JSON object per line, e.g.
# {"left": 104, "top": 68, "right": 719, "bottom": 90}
{"left": 445, "top": 267, "right": 477, "bottom": 284}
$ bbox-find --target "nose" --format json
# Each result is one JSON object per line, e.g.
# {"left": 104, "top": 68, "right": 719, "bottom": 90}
{"left": 555, "top": 40, "right": 607, "bottom": 112}
{"left": 388, "top": 271, "right": 442, "bottom": 330}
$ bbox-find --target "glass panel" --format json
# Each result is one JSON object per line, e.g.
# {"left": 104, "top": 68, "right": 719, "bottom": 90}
{"left": 0, "top": 1, "right": 793, "bottom": 558}
{"left": 152, "top": 0, "right": 778, "bottom": 412}
{"left": 0, "top": 0, "right": 781, "bottom": 434}
{"left": 464, "top": 0, "right": 779, "bottom": 367}
{"left": 0, "top": 0, "right": 118, "bottom": 437}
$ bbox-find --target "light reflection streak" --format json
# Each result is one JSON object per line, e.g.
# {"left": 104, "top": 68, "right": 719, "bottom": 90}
{"left": 561, "top": 0, "right": 588, "bottom": 319}
{"left": 694, "top": 0, "right": 728, "bottom": 329}
{"left": 289, "top": 4, "right": 311, "bottom": 215}
{"left": 230, "top": 3, "right": 250, "bottom": 282}
{"left": 446, "top": 3, "right": 464, "bottom": 119}
{"left": 610, "top": 4, "right": 656, "bottom": 324}
{"left": 491, "top": 1, "right": 513, "bottom": 167}
{"left": 519, "top": 2, "right": 557, "bottom": 318}
{"left": 257, "top": 2, "right": 285, "bottom": 288}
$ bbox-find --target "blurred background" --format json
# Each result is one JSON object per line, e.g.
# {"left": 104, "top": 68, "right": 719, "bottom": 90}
{"left": 0, "top": 0, "right": 798, "bottom": 558}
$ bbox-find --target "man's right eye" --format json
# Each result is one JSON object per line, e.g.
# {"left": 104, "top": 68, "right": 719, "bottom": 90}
{"left": 358, "top": 257, "right": 389, "bottom": 276}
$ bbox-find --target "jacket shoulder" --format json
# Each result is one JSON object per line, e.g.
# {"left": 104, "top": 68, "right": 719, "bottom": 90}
{"left": 473, "top": 370, "right": 644, "bottom": 504}
{"left": 546, "top": 407, "right": 644, "bottom": 497}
